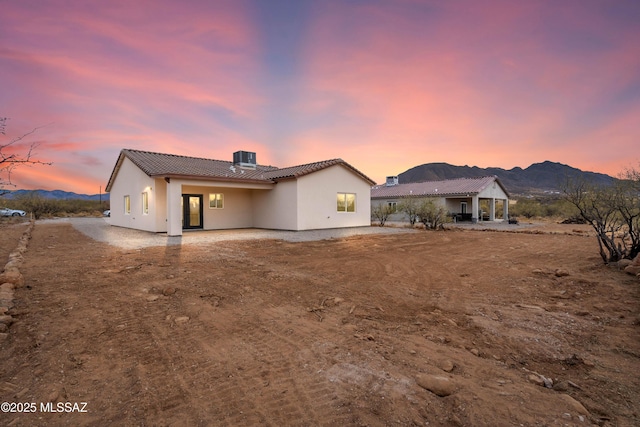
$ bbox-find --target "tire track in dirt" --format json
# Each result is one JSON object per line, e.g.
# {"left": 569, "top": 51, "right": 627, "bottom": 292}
{"left": 190, "top": 303, "right": 357, "bottom": 426}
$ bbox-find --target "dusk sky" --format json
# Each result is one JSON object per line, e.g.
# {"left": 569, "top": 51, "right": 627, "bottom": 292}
{"left": 1, "top": 0, "right": 639, "bottom": 194}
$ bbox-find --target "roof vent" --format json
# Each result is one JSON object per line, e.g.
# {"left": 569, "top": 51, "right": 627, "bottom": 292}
{"left": 386, "top": 176, "right": 399, "bottom": 186}
{"left": 233, "top": 151, "right": 257, "bottom": 169}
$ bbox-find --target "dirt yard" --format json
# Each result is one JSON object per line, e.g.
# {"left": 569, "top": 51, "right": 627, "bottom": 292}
{"left": 0, "top": 219, "right": 638, "bottom": 426}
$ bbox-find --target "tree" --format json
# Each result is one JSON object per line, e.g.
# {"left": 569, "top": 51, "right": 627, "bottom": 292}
{"left": 561, "top": 167, "right": 640, "bottom": 263}
{"left": 398, "top": 197, "right": 420, "bottom": 226}
{"left": 371, "top": 203, "right": 394, "bottom": 226}
{"left": 416, "top": 198, "right": 449, "bottom": 230}
{"left": 0, "top": 117, "right": 52, "bottom": 194}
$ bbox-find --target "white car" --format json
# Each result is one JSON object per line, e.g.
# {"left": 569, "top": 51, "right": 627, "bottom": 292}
{"left": 0, "top": 207, "right": 26, "bottom": 217}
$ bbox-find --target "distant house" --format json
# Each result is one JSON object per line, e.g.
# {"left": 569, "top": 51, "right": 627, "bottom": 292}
{"left": 371, "top": 176, "right": 510, "bottom": 223}
{"left": 105, "top": 149, "right": 375, "bottom": 236}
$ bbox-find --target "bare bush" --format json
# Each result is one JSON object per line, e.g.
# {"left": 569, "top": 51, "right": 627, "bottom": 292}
{"left": 562, "top": 166, "right": 640, "bottom": 263}
{"left": 371, "top": 203, "right": 394, "bottom": 226}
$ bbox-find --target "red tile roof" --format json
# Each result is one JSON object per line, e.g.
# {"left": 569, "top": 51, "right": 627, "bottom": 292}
{"left": 106, "top": 149, "right": 375, "bottom": 191}
{"left": 371, "top": 176, "right": 509, "bottom": 198}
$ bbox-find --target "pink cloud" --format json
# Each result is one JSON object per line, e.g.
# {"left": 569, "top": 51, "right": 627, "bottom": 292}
{"left": 291, "top": 0, "right": 639, "bottom": 182}
{"left": 2, "top": 0, "right": 638, "bottom": 193}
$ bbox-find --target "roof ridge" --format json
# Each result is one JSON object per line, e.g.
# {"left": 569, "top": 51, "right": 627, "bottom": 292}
{"left": 401, "top": 175, "right": 496, "bottom": 185}
{"left": 122, "top": 148, "right": 235, "bottom": 165}
{"left": 276, "top": 158, "right": 343, "bottom": 170}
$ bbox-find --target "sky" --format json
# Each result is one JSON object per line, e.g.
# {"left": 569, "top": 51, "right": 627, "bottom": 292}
{"left": 1, "top": 0, "right": 639, "bottom": 194}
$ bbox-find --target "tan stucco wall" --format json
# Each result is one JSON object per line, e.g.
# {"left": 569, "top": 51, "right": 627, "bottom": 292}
{"left": 109, "top": 157, "right": 158, "bottom": 232}
{"left": 252, "top": 179, "right": 298, "bottom": 230}
{"left": 182, "top": 185, "right": 257, "bottom": 230}
{"left": 296, "top": 165, "right": 372, "bottom": 230}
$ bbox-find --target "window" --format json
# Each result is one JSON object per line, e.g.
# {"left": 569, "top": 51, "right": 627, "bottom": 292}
{"left": 142, "top": 192, "right": 149, "bottom": 214}
{"left": 387, "top": 201, "right": 397, "bottom": 213}
{"left": 337, "top": 193, "right": 356, "bottom": 213}
{"left": 209, "top": 193, "right": 224, "bottom": 209}
{"left": 124, "top": 195, "right": 131, "bottom": 214}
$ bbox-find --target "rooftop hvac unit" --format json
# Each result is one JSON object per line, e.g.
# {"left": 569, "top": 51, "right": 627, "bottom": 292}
{"left": 386, "top": 176, "right": 399, "bottom": 186}
{"left": 233, "top": 151, "right": 257, "bottom": 169}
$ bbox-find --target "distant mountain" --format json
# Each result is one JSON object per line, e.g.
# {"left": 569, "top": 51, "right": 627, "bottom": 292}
{"left": 1, "top": 189, "right": 109, "bottom": 201}
{"left": 397, "top": 161, "right": 616, "bottom": 195}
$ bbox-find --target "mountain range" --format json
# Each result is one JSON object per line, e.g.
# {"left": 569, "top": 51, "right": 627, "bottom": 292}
{"left": 397, "top": 161, "right": 616, "bottom": 195}
{"left": 1, "top": 189, "right": 109, "bottom": 201}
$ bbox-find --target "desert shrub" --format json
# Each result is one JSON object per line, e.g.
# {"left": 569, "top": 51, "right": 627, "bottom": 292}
{"left": 397, "top": 198, "right": 420, "bottom": 226}
{"left": 417, "top": 198, "right": 449, "bottom": 230}
{"left": 11, "top": 192, "right": 108, "bottom": 219}
{"left": 543, "top": 198, "right": 579, "bottom": 219}
{"left": 511, "top": 198, "right": 543, "bottom": 218}
{"left": 371, "top": 203, "right": 394, "bottom": 226}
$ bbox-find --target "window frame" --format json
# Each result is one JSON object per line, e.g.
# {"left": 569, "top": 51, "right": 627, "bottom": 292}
{"left": 208, "top": 193, "right": 224, "bottom": 209}
{"left": 337, "top": 192, "right": 356, "bottom": 213}
{"left": 142, "top": 192, "right": 149, "bottom": 215}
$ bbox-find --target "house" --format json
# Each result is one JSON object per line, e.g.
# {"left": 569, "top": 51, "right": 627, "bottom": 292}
{"left": 105, "top": 149, "right": 375, "bottom": 236}
{"left": 371, "top": 175, "right": 510, "bottom": 223}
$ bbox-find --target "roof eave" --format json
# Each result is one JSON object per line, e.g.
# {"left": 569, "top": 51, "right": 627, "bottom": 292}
{"left": 105, "top": 151, "right": 127, "bottom": 192}
{"left": 153, "top": 173, "right": 275, "bottom": 185}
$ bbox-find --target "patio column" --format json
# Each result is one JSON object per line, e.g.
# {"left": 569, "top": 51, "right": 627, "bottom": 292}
{"left": 472, "top": 195, "right": 479, "bottom": 223}
{"left": 503, "top": 198, "right": 509, "bottom": 220}
{"left": 490, "top": 198, "right": 495, "bottom": 221}
{"left": 166, "top": 179, "right": 183, "bottom": 236}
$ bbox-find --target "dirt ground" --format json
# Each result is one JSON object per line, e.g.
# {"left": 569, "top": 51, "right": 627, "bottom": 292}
{"left": 0, "top": 219, "right": 638, "bottom": 426}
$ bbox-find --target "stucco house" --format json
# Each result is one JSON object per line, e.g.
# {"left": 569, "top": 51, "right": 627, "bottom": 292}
{"left": 105, "top": 149, "right": 375, "bottom": 236}
{"left": 371, "top": 176, "right": 510, "bottom": 223}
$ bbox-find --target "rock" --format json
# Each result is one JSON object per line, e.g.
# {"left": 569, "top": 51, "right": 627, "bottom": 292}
{"left": 0, "top": 270, "right": 24, "bottom": 287}
{"left": 0, "top": 315, "right": 14, "bottom": 326}
{"left": 438, "top": 359, "right": 455, "bottom": 373}
{"left": 555, "top": 269, "right": 570, "bottom": 277}
{"left": 469, "top": 348, "right": 479, "bottom": 356}
{"left": 415, "top": 374, "right": 457, "bottom": 397}
{"left": 0, "top": 283, "right": 15, "bottom": 291}
{"left": 616, "top": 259, "right": 633, "bottom": 269}
{"left": 333, "top": 297, "right": 344, "bottom": 305}
{"left": 162, "top": 287, "right": 177, "bottom": 296}
{"left": 146, "top": 295, "right": 160, "bottom": 302}
{"left": 48, "top": 390, "right": 60, "bottom": 403}
{"left": 528, "top": 374, "right": 544, "bottom": 386}
{"left": 624, "top": 265, "right": 640, "bottom": 275}
{"left": 632, "top": 254, "right": 640, "bottom": 266}
{"left": 557, "top": 394, "right": 589, "bottom": 416}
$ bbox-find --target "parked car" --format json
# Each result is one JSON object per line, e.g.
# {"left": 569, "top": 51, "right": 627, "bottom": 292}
{"left": 0, "top": 207, "right": 26, "bottom": 217}
{"left": 103, "top": 210, "right": 111, "bottom": 217}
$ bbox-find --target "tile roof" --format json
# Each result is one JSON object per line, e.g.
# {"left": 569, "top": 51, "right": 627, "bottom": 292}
{"left": 371, "top": 176, "right": 509, "bottom": 198}
{"left": 106, "top": 149, "right": 375, "bottom": 191}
